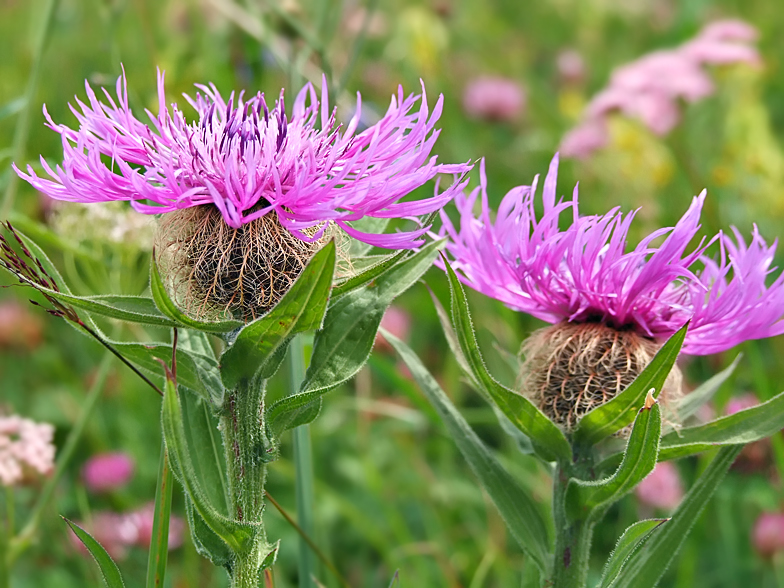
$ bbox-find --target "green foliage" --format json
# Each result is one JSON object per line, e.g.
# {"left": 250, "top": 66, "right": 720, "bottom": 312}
{"left": 145, "top": 446, "right": 174, "bottom": 588}
{"left": 384, "top": 328, "right": 552, "bottom": 573}
{"left": 598, "top": 519, "right": 668, "bottom": 588}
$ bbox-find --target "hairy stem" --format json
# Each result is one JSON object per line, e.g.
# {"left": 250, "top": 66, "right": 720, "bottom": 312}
{"left": 550, "top": 454, "right": 596, "bottom": 588}
{"left": 289, "top": 335, "right": 317, "bottom": 588}
{"left": 221, "top": 376, "right": 270, "bottom": 588}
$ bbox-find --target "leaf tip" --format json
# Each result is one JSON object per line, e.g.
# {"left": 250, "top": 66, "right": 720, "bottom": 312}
{"left": 644, "top": 389, "right": 657, "bottom": 410}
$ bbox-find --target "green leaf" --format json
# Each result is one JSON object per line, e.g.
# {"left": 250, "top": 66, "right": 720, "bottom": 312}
{"left": 598, "top": 519, "right": 668, "bottom": 588}
{"left": 220, "top": 241, "right": 336, "bottom": 389}
{"left": 567, "top": 396, "right": 661, "bottom": 521}
{"left": 267, "top": 392, "right": 323, "bottom": 439}
{"left": 63, "top": 518, "right": 125, "bottom": 588}
{"left": 611, "top": 445, "right": 742, "bottom": 588}
{"left": 573, "top": 324, "right": 687, "bottom": 447}
{"left": 150, "top": 255, "right": 243, "bottom": 333}
{"left": 331, "top": 248, "right": 408, "bottom": 298}
{"left": 658, "top": 389, "right": 784, "bottom": 461}
{"left": 442, "top": 257, "right": 571, "bottom": 463}
{"left": 145, "top": 444, "right": 174, "bottom": 588}
{"left": 384, "top": 328, "right": 551, "bottom": 572}
{"left": 112, "top": 340, "right": 220, "bottom": 404}
{"left": 177, "top": 330, "right": 225, "bottom": 407}
{"left": 161, "top": 376, "right": 257, "bottom": 555}
{"left": 270, "top": 239, "right": 443, "bottom": 437}
{"left": 185, "top": 497, "right": 233, "bottom": 568}
{"left": 665, "top": 355, "right": 741, "bottom": 426}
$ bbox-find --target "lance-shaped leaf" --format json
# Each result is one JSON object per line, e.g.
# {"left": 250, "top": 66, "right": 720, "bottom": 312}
{"left": 150, "top": 255, "right": 242, "bottom": 333}
{"left": 331, "top": 248, "right": 407, "bottom": 299}
{"left": 161, "top": 375, "right": 257, "bottom": 556}
{"left": 598, "top": 519, "right": 668, "bottom": 588}
{"left": 5, "top": 226, "right": 180, "bottom": 327}
{"left": 611, "top": 445, "right": 742, "bottom": 588}
{"left": 64, "top": 519, "right": 125, "bottom": 588}
{"left": 220, "top": 240, "right": 336, "bottom": 389}
{"left": 664, "top": 355, "right": 741, "bottom": 428}
{"left": 442, "top": 257, "right": 571, "bottom": 463}
{"left": 268, "top": 239, "right": 442, "bottom": 437}
{"left": 567, "top": 393, "right": 661, "bottom": 522}
{"left": 658, "top": 389, "right": 784, "bottom": 461}
{"left": 573, "top": 324, "right": 687, "bottom": 447}
{"left": 383, "top": 328, "right": 551, "bottom": 572}
{"left": 146, "top": 445, "right": 174, "bottom": 588}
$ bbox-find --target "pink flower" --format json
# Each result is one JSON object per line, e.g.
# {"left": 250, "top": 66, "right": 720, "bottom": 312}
{"left": 0, "top": 415, "right": 55, "bottom": 486}
{"left": 0, "top": 300, "right": 44, "bottom": 350}
{"left": 753, "top": 513, "right": 784, "bottom": 557}
{"left": 440, "top": 155, "right": 784, "bottom": 355}
{"left": 725, "top": 393, "right": 759, "bottom": 416}
{"left": 561, "top": 19, "right": 760, "bottom": 158}
{"left": 375, "top": 305, "right": 412, "bottom": 353}
{"left": 556, "top": 49, "right": 587, "bottom": 85}
{"left": 82, "top": 452, "right": 135, "bottom": 492}
{"left": 635, "top": 462, "right": 684, "bottom": 510}
{"left": 15, "top": 70, "right": 471, "bottom": 250}
{"left": 463, "top": 76, "right": 526, "bottom": 122}
{"left": 68, "top": 504, "right": 186, "bottom": 560}
{"left": 128, "top": 502, "right": 186, "bottom": 549}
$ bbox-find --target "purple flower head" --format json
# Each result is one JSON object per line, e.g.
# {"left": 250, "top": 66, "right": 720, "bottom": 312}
{"left": 440, "top": 155, "right": 784, "bottom": 355}
{"left": 82, "top": 452, "right": 135, "bottom": 492}
{"left": 462, "top": 76, "right": 526, "bottom": 122}
{"left": 561, "top": 19, "right": 761, "bottom": 159}
{"left": 15, "top": 69, "right": 470, "bottom": 250}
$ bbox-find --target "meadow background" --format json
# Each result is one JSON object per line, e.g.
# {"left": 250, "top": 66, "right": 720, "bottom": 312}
{"left": 2, "top": 0, "right": 784, "bottom": 586}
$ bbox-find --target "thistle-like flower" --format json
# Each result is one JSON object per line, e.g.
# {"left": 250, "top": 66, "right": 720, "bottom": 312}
{"left": 440, "top": 155, "right": 784, "bottom": 428}
{"left": 16, "top": 70, "right": 469, "bottom": 319}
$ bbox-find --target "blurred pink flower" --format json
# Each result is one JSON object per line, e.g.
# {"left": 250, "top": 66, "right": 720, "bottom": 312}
{"left": 0, "top": 415, "right": 55, "bottom": 486}
{"left": 82, "top": 452, "right": 135, "bottom": 492}
{"left": 68, "top": 512, "right": 139, "bottom": 560}
{"left": 128, "top": 502, "right": 186, "bottom": 549}
{"left": 635, "top": 462, "right": 684, "bottom": 510}
{"left": 375, "top": 305, "right": 412, "bottom": 353}
{"left": 753, "top": 512, "right": 784, "bottom": 557}
{"left": 463, "top": 76, "right": 526, "bottom": 122}
{"left": 556, "top": 49, "right": 587, "bottom": 84}
{"left": 0, "top": 300, "right": 44, "bottom": 351}
{"left": 561, "top": 19, "right": 760, "bottom": 159}
{"left": 724, "top": 392, "right": 759, "bottom": 416}
{"left": 68, "top": 504, "right": 186, "bottom": 560}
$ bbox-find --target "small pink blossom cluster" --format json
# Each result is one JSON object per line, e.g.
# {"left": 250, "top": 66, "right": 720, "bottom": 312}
{"left": 0, "top": 415, "right": 55, "bottom": 486}
{"left": 462, "top": 76, "right": 526, "bottom": 122}
{"left": 561, "top": 20, "right": 760, "bottom": 159}
{"left": 753, "top": 512, "right": 784, "bottom": 557}
{"left": 635, "top": 462, "right": 684, "bottom": 511}
{"left": 69, "top": 503, "right": 186, "bottom": 560}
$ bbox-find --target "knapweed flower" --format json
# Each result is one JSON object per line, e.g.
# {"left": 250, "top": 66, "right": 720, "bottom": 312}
{"left": 82, "top": 452, "right": 135, "bottom": 492}
{"left": 16, "top": 70, "right": 469, "bottom": 319}
{"left": 441, "top": 155, "right": 784, "bottom": 428}
{"left": 0, "top": 415, "right": 55, "bottom": 486}
{"left": 561, "top": 19, "right": 760, "bottom": 159}
{"left": 635, "top": 462, "right": 683, "bottom": 511}
{"left": 462, "top": 76, "right": 526, "bottom": 122}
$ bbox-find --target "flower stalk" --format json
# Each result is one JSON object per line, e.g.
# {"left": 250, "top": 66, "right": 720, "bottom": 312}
{"left": 220, "top": 375, "right": 272, "bottom": 588}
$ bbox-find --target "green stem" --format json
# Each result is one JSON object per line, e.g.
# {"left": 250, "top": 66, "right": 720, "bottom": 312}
{"left": 1, "top": 490, "right": 10, "bottom": 588}
{"left": 8, "top": 348, "right": 113, "bottom": 565}
{"left": 1, "top": 0, "right": 60, "bottom": 218}
{"left": 221, "top": 376, "right": 269, "bottom": 588}
{"left": 550, "top": 462, "right": 594, "bottom": 588}
{"left": 289, "top": 335, "right": 317, "bottom": 588}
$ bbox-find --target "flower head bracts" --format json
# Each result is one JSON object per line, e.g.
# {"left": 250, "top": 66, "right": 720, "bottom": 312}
{"left": 15, "top": 70, "right": 470, "bottom": 249}
{"left": 440, "top": 155, "right": 784, "bottom": 355}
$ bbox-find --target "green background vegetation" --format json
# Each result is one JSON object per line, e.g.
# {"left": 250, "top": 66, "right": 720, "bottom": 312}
{"left": 2, "top": 0, "right": 784, "bottom": 585}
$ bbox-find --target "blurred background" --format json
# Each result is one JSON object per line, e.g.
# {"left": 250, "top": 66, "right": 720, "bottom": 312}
{"left": 2, "top": 0, "right": 784, "bottom": 586}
